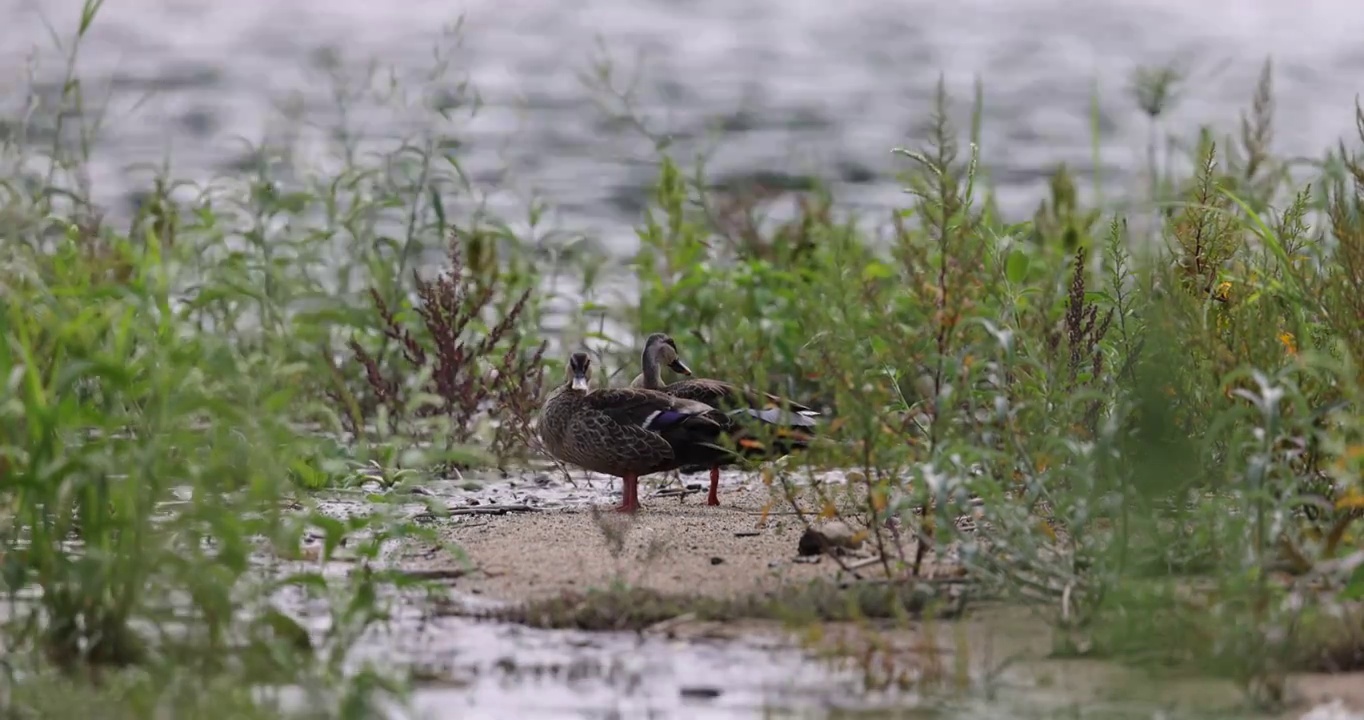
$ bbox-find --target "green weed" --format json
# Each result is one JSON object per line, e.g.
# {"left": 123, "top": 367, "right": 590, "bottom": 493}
{"left": 476, "top": 579, "right": 962, "bottom": 631}
{"left": 0, "top": 3, "right": 559, "bottom": 717}
{"left": 594, "top": 55, "right": 1364, "bottom": 707}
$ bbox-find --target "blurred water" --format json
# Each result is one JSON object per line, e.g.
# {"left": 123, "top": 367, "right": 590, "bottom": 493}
{"left": 2, "top": 0, "right": 1363, "bottom": 254}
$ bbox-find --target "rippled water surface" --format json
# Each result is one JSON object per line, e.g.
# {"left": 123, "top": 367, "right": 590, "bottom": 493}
{"left": 4, "top": 0, "right": 1364, "bottom": 251}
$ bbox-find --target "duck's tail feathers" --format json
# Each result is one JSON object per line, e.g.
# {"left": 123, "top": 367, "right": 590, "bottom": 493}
{"left": 730, "top": 425, "right": 815, "bottom": 457}
{"left": 731, "top": 407, "right": 820, "bottom": 429}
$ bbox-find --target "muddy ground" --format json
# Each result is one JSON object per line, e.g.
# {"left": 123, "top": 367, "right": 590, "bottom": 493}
{"left": 317, "top": 469, "right": 1364, "bottom": 719}
{"left": 428, "top": 476, "right": 882, "bottom": 602}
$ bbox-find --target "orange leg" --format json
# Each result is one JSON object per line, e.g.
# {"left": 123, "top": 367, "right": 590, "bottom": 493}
{"left": 615, "top": 474, "right": 640, "bottom": 513}
{"left": 706, "top": 466, "right": 721, "bottom": 506}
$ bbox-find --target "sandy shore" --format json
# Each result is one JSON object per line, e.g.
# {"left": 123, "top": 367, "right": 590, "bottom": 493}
{"left": 380, "top": 469, "right": 1364, "bottom": 720}
{"left": 418, "top": 471, "right": 887, "bottom": 603}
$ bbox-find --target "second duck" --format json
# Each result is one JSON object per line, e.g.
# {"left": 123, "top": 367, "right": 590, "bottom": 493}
{"left": 631, "top": 332, "right": 820, "bottom": 506}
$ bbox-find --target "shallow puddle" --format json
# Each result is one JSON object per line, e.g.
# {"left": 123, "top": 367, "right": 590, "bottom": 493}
{"left": 308, "top": 593, "right": 1359, "bottom": 720}
{"left": 400, "top": 618, "right": 882, "bottom": 719}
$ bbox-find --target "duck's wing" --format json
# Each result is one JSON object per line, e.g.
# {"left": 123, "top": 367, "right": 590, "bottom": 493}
{"left": 661, "top": 378, "right": 736, "bottom": 407}
{"left": 583, "top": 387, "right": 722, "bottom": 429}
{"left": 668, "top": 378, "right": 818, "bottom": 416}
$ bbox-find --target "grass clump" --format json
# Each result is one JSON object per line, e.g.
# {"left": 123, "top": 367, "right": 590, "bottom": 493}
{"left": 480, "top": 579, "right": 964, "bottom": 632}
{"left": 331, "top": 229, "right": 548, "bottom": 471}
{"left": 0, "top": 3, "right": 564, "bottom": 717}
{"left": 581, "top": 59, "right": 1364, "bottom": 707}
{"left": 0, "top": 184, "right": 415, "bottom": 715}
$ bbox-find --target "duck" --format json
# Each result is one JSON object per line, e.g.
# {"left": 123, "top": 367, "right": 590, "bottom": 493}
{"left": 539, "top": 351, "right": 742, "bottom": 513}
{"left": 629, "top": 332, "right": 820, "bottom": 506}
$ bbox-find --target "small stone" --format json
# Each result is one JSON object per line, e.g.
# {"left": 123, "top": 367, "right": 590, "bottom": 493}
{"left": 797, "top": 520, "right": 865, "bottom": 556}
{"left": 709, "top": 556, "right": 724, "bottom": 565}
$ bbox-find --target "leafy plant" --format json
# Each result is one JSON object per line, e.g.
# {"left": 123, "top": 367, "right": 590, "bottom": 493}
{"left": 607, "top": 58, "right": 1364, "bottom": 707}
{"left": 334, "top": 229, "right": 547, "bottom": 470}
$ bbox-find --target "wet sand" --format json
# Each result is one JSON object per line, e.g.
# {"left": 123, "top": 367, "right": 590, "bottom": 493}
{"left": 320, "top": 470, "right": 1364, "bottom": 719}
{"left": 424, "top": 474, "right": 885, "bottom": 603}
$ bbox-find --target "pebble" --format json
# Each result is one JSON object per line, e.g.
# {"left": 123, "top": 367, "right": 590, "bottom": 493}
{"left": 797, "top": 520, "right": 865, "bottom": 556}
{"left": 1301, "top": 700, "right": 1364, "bottom": 720}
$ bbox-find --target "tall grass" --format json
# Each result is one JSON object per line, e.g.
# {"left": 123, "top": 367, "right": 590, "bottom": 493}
{"left": 0, "top": 3, "right": 575, "bottom": 717}
{"left": 618, "top": 62, "right": 1364, "bottom": 707}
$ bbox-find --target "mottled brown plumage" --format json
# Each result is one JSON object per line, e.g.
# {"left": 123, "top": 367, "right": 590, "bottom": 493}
{"left": 539, "top": 351, "right": 740, "bottom": 512}
{"left": 630, "top": 333, "right": 821, "bottom": 506}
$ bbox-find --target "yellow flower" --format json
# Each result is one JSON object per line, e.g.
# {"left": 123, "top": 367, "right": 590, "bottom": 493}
{"left": 1214, "top": 281, "right": 1232, "bottom": 302}
{"left": 1278, "top": 330, "right": 1297, "bottom": 356}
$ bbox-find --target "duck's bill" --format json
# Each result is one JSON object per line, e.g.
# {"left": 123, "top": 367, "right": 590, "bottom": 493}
{"left": 570, "top": 376, "right": 590, "bottom": 391}
{"left": 669, "top": 359, "right": 693, "bottom": 375}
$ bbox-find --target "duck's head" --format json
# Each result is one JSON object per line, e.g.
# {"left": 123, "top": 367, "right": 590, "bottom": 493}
{"left": 567, "top": 352, "right": 593, "bottom": 391}
{"left": 643, "top": 332, "right": 692, "bottom": 376}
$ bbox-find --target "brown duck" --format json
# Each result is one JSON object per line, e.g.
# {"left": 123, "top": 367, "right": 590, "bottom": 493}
{"left": 539, "top": 351, "right": 742, "bottom": 513}
{"left": 630, "top": 332, "right": 820, "bottom": 506}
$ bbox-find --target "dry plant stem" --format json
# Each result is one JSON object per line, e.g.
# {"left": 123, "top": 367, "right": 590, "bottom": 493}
{"left": 445, "top": 505, "right": 539, "bottom": 516}
{"left": 338, "top": 229, "right": 545, "bottom": 464}
{"left": 884, "top": 514, "right": 911, "bottom": 572}
{"left": 911, "top": 518, "right": 933, "bottom": 578}
{"left": 865, "top": 465, "right": 894, "bottom": 577}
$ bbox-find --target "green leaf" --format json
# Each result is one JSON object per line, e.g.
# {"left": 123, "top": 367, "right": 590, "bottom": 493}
{"left": 1343, "top": 562, "right": 1364, "bottom": 600}
{"left": 260, "top": 608, "right": 314, "bottom": 651}
{"left": 1005, "top": 248, "right": 1030, "bottom": 285}
{"left": 862, "top": 261, "right": 894, "bottom": 282}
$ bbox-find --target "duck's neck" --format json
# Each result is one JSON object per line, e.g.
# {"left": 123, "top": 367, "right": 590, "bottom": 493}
{"left": 638, "top": 348, "right": 665, "bottom": 389}
{"left": 549, "top": 378, "right": 582, "bottom": 399}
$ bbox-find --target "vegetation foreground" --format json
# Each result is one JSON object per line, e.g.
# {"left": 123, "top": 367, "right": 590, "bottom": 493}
{"left": 2, "top": 6, "right": 1364, "bottom": 718}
